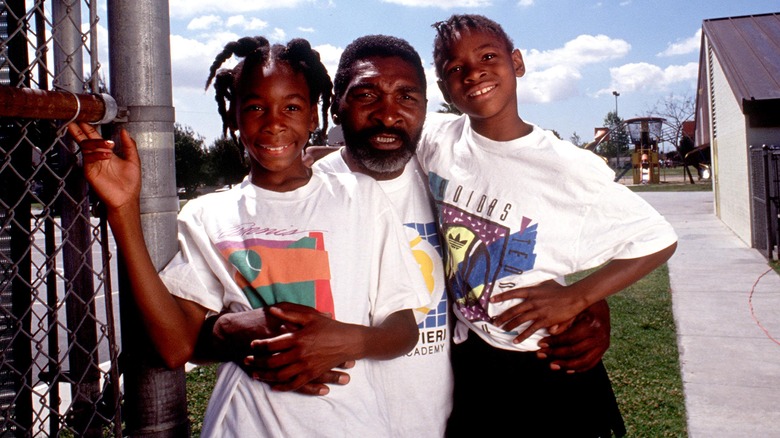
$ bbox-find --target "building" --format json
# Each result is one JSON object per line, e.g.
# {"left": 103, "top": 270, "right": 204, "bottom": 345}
{"left": 695, "top": 12, "right": 780, "bottom": 258}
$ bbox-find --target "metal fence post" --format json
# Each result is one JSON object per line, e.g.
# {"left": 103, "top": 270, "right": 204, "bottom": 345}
{"left": 107, "top": 1, "right": 189, "bottom": 436}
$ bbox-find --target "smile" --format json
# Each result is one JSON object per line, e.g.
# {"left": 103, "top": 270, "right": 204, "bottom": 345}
{"left": 374, "top": 135, "right": 398, "bottom": 144}
{"left": 468, "top": 85, "right": 496, "bottom": 97}
{"left": 261, "top": 143, "right": 292, "bottom": 152}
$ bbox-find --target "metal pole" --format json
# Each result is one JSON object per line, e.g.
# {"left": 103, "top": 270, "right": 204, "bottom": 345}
{"left": 107, "top": 1, "right": 188, "bottom": 436}
{"left": 613, "top": 90, "right": 620, "bottom": 170}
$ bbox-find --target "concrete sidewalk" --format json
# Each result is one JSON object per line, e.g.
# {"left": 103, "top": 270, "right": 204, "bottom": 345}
{"left": 638, "top": 191, "right": 780, "bottom": 438}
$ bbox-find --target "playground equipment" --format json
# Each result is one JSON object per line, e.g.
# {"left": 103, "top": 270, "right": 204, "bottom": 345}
{"left": 625, "top": 117, "right": 664, "bottom": 184}
{"left": 584, "top": 116, "right": 711, "bottom": 185}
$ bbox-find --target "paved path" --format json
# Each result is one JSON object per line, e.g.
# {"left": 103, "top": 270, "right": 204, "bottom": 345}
{"left": 639, "top": 191, "right": 780, "bottom": 438}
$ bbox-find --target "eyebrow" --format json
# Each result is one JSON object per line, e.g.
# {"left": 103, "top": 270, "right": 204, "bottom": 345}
{"left": 242, "top": 92, "right": 309, "bottom": 101}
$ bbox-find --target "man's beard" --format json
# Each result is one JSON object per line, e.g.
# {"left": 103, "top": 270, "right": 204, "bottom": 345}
{"left": 342, "top": 125, "right": 419, "bottom": 175}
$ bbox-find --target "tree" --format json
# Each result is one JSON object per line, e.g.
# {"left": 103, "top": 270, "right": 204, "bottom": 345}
{"left": 174, "top": 123, "right": 206, "bottom": 197}
{"left": 647, "top": 93, "right": 699, "bottom": 183}
{"left": 570, "top": 132, "right": 583, "bottom": 148}
{"left": 647, "top": 93, "right": 694, "bottom": 144}
{"left": 206, "top": 136, "right": 248, "bottom": 187}
{"left": 598, "top": 111, "right": 629, "bottom": 168}
{"left": 437, "top": 102, "right": 462, "bottom": 115}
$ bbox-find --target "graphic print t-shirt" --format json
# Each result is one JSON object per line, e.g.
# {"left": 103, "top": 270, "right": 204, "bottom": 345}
{"left": 315, "top": 151, "right": 453, "bottom": 437}
{"left": 159, "top": 173, "right": 430, "bottom": 437}
{"left": 418, "top": 113, "right": 678, "bottom": 352}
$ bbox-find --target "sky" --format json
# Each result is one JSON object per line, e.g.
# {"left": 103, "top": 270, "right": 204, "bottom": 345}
{"left": 104, "top": 1, "right": 780, "bottom": 148}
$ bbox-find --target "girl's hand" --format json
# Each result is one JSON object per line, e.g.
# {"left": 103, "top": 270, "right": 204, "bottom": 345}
{"left": 490, "top": 279, "right": 588, "bottom": 344}
{"left": 67, "top": 122, "right": 141, "bottom": 211}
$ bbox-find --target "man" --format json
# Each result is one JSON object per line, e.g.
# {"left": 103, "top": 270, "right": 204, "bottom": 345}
{"left": 198, "top": 34, "right": 613, "bottom": 437}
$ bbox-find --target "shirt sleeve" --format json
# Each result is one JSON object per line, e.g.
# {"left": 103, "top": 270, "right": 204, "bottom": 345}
{"left": 367, "top": 188, "right": 433, "bottom": 326}
{"left": 159, "top": 205, "right": 227, "bottom": 314}
{"left": 574, "top": 181, "right": 678, "bottom": 270}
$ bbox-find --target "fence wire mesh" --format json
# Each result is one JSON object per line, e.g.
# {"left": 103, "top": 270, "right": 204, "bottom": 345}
{"left": 1, "top": 1, "right": 122, "bottom": 436}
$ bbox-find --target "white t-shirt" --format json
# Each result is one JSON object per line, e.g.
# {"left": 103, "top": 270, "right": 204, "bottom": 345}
{"left": 418, "top": 113, "right": 678, "bottom": 352}
{"left": 159, "top": 172, "right": 430, "bottom": 437}
{"left": 315, "top": 151, "right": 453, "bottom": 437}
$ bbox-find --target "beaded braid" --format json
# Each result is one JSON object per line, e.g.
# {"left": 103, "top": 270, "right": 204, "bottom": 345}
{"left": 204, "top": 36, "right": 333, "bottom": 149}
{"left": 431, "top": 14, "right": 514, "bottom": 79}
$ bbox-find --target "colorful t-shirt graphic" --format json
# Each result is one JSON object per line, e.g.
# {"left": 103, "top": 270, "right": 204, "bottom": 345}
{"left": 429, "top": 172, "right": 538, "bottom": 325}
{"left": 216, "top": 231, "right": 335, "bottom": 316}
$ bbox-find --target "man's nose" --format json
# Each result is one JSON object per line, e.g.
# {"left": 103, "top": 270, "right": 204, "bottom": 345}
{"left": 372, "top": 97, "right": 403, "bottom": 127}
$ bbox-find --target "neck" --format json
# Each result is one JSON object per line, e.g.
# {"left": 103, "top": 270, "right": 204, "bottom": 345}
{"left": 469, "top": 112, "right": 533, "bottom": 142}
{"left": 341, "top": 148, "right": 404, "bottom": 181}
{"left": 249, "top": 164, "right": 312, "bottom": 192}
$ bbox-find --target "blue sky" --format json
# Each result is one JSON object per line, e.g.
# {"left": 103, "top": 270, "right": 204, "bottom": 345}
{"left": 156, "top": 0, "right": 779, "bottom": 147}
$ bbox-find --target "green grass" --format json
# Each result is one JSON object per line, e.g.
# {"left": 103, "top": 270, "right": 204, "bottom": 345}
{"left": 628, "top": 182, "right": 712, "bottom": 192}
{"left": 186, "top": 364, "right": 218, "bottom": 436}
{"left": 568, "top": 265, "right": 687, "bottom": 437}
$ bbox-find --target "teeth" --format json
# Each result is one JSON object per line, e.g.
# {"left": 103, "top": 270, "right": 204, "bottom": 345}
{"left": 375, "top": 136, "right": 395, "bottom": 143}
{"left": 470, "top": 85, "right": 495, "bottom": 97}
{"left": 264, "top": 144, "right": 289, "bottom": 152}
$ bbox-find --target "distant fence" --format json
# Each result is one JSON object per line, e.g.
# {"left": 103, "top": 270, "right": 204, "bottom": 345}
{"left": 750, "top": 144, "right": 780, "bottom": 260}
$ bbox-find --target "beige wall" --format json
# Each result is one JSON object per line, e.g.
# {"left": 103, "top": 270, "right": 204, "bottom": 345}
{"left": 709, "top": 46, "right": 752, "bottom": 245}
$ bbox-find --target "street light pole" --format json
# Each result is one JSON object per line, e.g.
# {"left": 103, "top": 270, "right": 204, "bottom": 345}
{"left": 612, "top": 91, "right": 620, "bottom": 169}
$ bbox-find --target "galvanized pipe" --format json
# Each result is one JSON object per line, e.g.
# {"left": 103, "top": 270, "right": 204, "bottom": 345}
{"left": 0, "top": 86, "right": 117, "bottom": 123}
{"left": 107, "top": 1, "right": 188, "bottom": 437}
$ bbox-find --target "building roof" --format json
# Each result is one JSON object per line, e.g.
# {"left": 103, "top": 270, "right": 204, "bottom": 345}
{"left": 702, "top": 13, "right": 780, "bottom": 113}
{"left": 694, "top": 13, "right": 780, "bottom": 148}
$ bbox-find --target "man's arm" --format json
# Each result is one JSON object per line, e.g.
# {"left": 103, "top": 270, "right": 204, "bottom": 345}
{"left": 247, "top": 304, "right": 418, "bottom": 392}
{"left": 192, "top": 305, "right": 357, "bottom": 396}
{"left": 537, "top": 299, "right": 610, "bottom": 373}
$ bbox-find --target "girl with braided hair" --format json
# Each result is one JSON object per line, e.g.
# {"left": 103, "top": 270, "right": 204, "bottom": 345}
{"left": 67, "top": 36, "right": 429, "bottom": 437}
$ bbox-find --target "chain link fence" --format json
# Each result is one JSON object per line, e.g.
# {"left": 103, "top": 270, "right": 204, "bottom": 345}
{"left": 1, "top": 1, "right": 123, "bottom": 435}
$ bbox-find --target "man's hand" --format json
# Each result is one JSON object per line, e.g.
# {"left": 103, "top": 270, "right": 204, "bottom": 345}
{"left": 537, "top": 300, "right": 611, "bottom": 373}
{"left": 193, "top": 303, "right": 354, "bottom": 396}
{"left": 246, "top": 302, "right": 365, "bottom": 392}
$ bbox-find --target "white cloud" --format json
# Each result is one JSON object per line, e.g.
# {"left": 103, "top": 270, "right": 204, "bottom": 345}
{"left": 313, "top": 43, "right": 343, "bottom": 81}
{"left": 517, "top": 0, "right": 534, "bottom": 6}
{"left": 524, "top": 34, "right": 630, "bottom": 70}
{"left": 169, "top": 0, "right": 312, "bottom": 18}
{"left": 269, "top": 28, "right": 287, "bottom": 42}
{"left": 187, "top": 15, "right": 222, "bottom": 31}
{"left": 298, "top": 27, "right": 316, "bottom": 33}
{"left": 519, "top": 65, "right": 582, "bottom": 103}
{"left": 224, "top": 15, "right": 269, "bottom": 31}
{"left": 170, "top": 32, "right": 241, "bottom": 90}
{"left": 380, "top": 0, "right": 492, "bottom": 8}
{"left": 657, "top": 29, "right": 701, "bottom": 57}
{"left": 599, "top": 61, "right": 698, "bottom": 94}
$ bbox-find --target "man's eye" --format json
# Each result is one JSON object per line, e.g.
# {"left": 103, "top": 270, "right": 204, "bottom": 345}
{"left": 286, "top": 105, "right": 301, "bottom": 111}
{"left": 483, "top": 53, "right": 496, "bottom": 61}
{"left": 245, "top": 105, "right": 263, "bottom": 112}
{"left": 447, "top": 66, "right": 462, "bottom": 75}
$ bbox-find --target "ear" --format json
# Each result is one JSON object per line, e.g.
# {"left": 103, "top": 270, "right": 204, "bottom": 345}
{"left": 309, "top": 104, "right": 319, "bottom": 133}
{"left": 437, "top": 79, "right": 452, "bottom": 104}
{"left": 511, "top": 49, "right": 525, "bottom": 78}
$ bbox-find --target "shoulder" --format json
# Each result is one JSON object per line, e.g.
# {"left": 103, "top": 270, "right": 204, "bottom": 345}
{"left": 422, "top": 112, "right": 464, "bottom": 138}
{"left": 533, "top": 126, "right": 614, "bottom": 180}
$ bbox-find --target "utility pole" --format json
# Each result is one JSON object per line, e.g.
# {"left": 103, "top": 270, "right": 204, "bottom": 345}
{"left": 613, "top": 90, "right": 621, "bottom": 170}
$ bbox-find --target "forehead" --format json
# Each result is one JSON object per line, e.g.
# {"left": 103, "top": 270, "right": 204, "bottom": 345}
{"left": 440, "top": 29, "right": 510, "bottom": 65}
{"left": 346, "top": 56, "right": 424, "bottom": 89}
{"left": 238, "top": 60, "right": 310, "bottom": 98}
